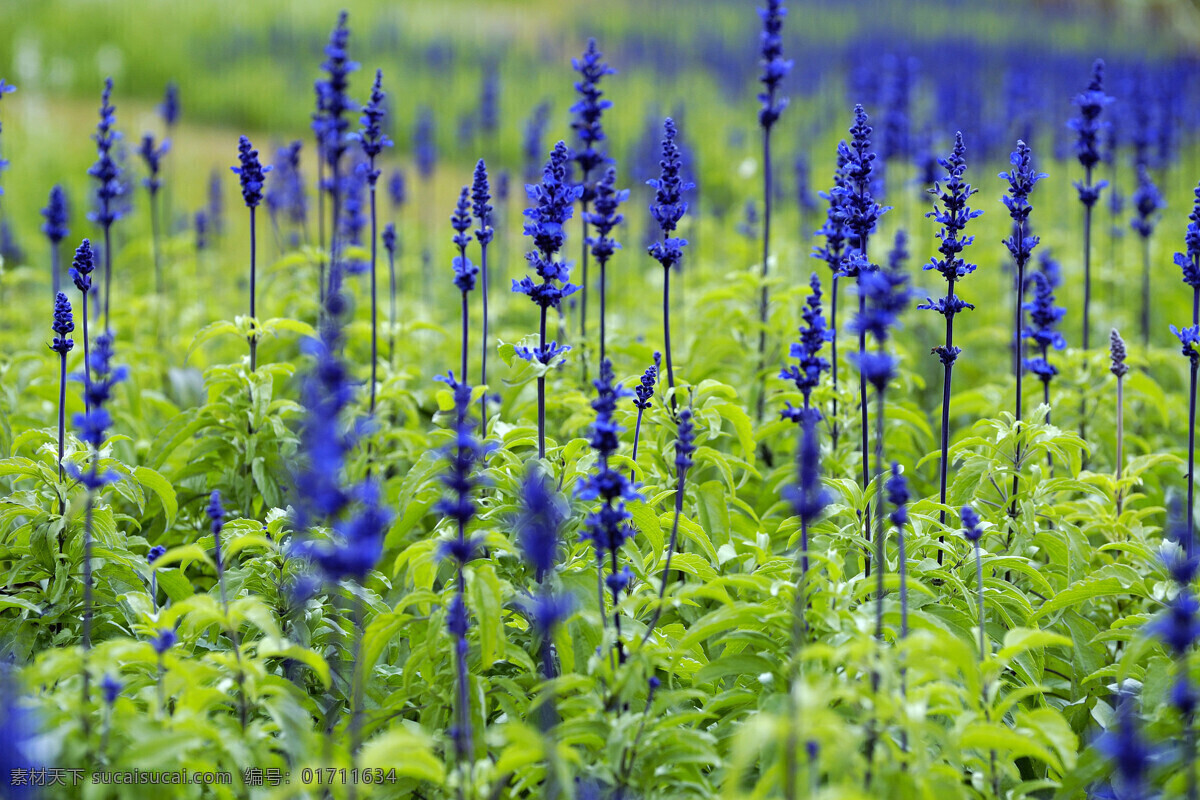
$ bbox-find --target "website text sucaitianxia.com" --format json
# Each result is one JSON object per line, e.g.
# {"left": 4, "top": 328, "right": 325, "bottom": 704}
{"left": 7, "top": 769, "right": 233, "bottom": 788}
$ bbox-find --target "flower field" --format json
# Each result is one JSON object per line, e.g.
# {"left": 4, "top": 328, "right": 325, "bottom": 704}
{"left": 1, "top": 1, "right": 1200, "bottom": 797}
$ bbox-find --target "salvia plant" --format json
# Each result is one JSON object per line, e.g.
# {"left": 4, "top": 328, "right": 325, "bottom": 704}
{"left": 647, "top": 118, "right": 694, "bottom": 410}
{"left": 356, "top": 68, "right": 392, "bottom": 416}
{"left": 839, "top": 106, "right": 889, "bottom": 554}
{"left": 1024, "top": 251, "right": 1067, "bottom": 421}
{"left": 753, "top": 0, "right": 792, "bottom": 425}
{"left": 231, "top": 135, "right": 271, "bottom": 371}
{"left": 578, "top": 358, "right": 643, "bottom": 663}
{"left": 314, "top": 10, "right": 358, "bottom": 300}
{"left": 812, "top": 148, "right": 850, "bottom": 446}
{"left": 1172, "top": 180, "right": 1200, "bottom": 556}
{"left": 87, "top": 78, "right": 126, "bottom": 329}
{"left": 780, "top": 273, "right": 830, "bottom": 425}
{"left": 451, "top": 186, "right": 479, "bottom": 383}
{"left": 41, "top": 185, "right": 69, "bottom": 296}
{"left": 918, "top": 132, "right": 982, "bottom": 563}
{"left": 472, "top": 159, "right": 493, "bottom": 429}
{"left": 137, "top": 132, "right": 170, "bottom": 295}
{"left": 1110, "top": 328, "right": 1129, "bottom": 514}
{"left": 513, "top": 141, "right": 580, "bottom": 458}
{"left": 434, "top": 371, "right": 486, "bottom": 791}
{"left": 71, "top": 330, "right": 127, "bottom": 709}
{"left": 643, "top": 405, "right": 695, "bottom": 641}
{"left": 1069, "top": 58, "right": 1113, "bottom": 351}
{"left": 999, "top": 139, "right": 1046, "bottom": 520}
{"left": 570, "top": 38, "right": 616, "bottom": 347}
{"left": 585, "top": 166, "right": 627, "bottom": 366}
{"left": 1130, "top": 163, "right": 1165, "bottom": 345}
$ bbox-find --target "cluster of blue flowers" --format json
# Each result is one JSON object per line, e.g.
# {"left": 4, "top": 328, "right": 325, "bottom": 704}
{"left": 1070, "top": 59, "right": 1113, "bottom": 207}
{"left": 757, "top": 0, "right": 791, "bottom": 131}
{"left": 522, "top": 102, "right": 552, "bottom": 184}
{"left": 472, "top": 160, "right": 493, "bottom": 248}
{"left": 88, "top": 78, "right": 126, "bottom": 230}
{"left": 290, "top": 277, "right": 391, "bottom": 585}
{"left": 50, "top": 292, "right": 74, "bottom": 357}
{"left": 918, "top": 133, "right": 983, "bottom": 367}
{"left": 41, "top": 185, "right": 69, "bottom": 247}
{"left": 266, "top": 141, "right": 307, "bottom": 230}
{"left": 137, "top": 134, "right": 169, "bottom": 195}
{"left": 570, "top": 39, "right": 615, "bottom": 185}
{"left": 1024, "top": 257, "right": 1067, "bottom": 387}
{"left": 579, "top": 359, "right": 644, "bottom": 598}
{"left": 780, "top": 274, "right": 830, "bottom": 423}
{"left": 586, "top": 167, "right": 627, "bottom": 266}
{"left": 513, "top": 141, "right": 580, "bottom": 363}
{"left": 414, "top": 107, "right": 436, "bottom": 181}
{"left": 450, "top": 187, "right": 479, "bottom": 294}
{"left": 852, "top": 240, "right": 912, "bottom": 391}
{"left": 1130, "top": 164, "right": 1164, "bottom": 239}
{"left": 231, "top": 136, "right": 271, "bottom": 209}
{"left": 839, "top": 106, "right": 888, "bottom": 259}
{"left": 999, "top": 140, "right": 1046, "bottom": 271}
{"left": 356, "top": 69, "right": 391, "bottom": 186}
{"left": 313, "top": 11, "right": 358, "bottom": 172}
{"left": 647, "top": 118, "right": 694, "bottom": 271}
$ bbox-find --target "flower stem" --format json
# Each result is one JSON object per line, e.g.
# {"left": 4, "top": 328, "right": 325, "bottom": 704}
{"left": 599, "top": 257, "right": 608, "bottom": 367}
{"left": 387, "top": 243, "right": 397, "bottom": 368}
{"left": 936, "top": 281, "right": 958, "bottom": 566}
{"left": 479, "top": 238, "right": 489, "bottom": 435}
{"left": 1115, "top": 374, "right": 1125, "bottom": 515}
{"left": 858, "top": 288, "right": 872, "bottom": 576}
{"left": 1141, "top": 236, "right": 1151, "bottom": 347}
{"left": 249, "top": 206, "right": 258, "bottom": 372}
{"left": 755, "top": 124, "right": 773, "bottom": 426}
{"left": 369, "top": 181, "right": 378, "bottom": 416}
{"left": 663, "top": 268, "right": 676, "bottom": 413}
{"left": 830, "top": 277, "right": 839, "bottom": 449}
{"left": 537, "top": 307, "right": 547, "bottom": 459}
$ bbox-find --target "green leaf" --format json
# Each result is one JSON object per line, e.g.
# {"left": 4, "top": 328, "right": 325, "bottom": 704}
{"left": 133, "top": 466, "right": 178, "bottom": 529}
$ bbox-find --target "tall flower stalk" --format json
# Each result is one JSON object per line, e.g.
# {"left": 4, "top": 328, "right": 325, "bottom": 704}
{"left": 315, "top": 11, "right": 358, "bottom": 301}
{"left": 472, "top": 160, "right": 494, "bottom": 432}
{"left": 434, "top": 373, "right": 486, "bottom": 792}
{"left": 356, "top": 69, "right": 392, "bottom": 417}
{"left": 999, "top": 140, "right": 1046, "bottom": 523}
{"left": 642, "top": 407, "right": 695, "bottom": 641}
{"left": 782, "top": 412, "right": 829, "bottom": 800}
{"left": 1130, "top": 164, "right": 1165, "bottom": 346}
{"left": 69, "top": 240, "right": 96, "bottom": 398}
{"left": 812, "top": 153, "right": 850, "bottom": 447}
{"left": 886, "top": 463, "right": 911, "bottom": 761}
{"left": 586, "top": 166, "right": 628, "bottom": 366}
{"left": 579, "top": 359, "right": 643, "bottom": 663}
{"left": 513, "top": 142, "right": 580, "bottom": 459}
{"left": 854, "top": 232, "right": 911, "bottom": 597}
{"left": 515, "top": 466, "right": 569, "bottom": 788}
{"left": 1025, "top": 252, "right": 1067, "bottom": 421}
{"left": 87, "top": 78, "right": 126, "bottom": 330}
{"left": 1110, "top": 330, "right": 1129, "bottom": 515}
{"left": 631, "top": 355, "right": 660, "bottom": 465}
{"left": 754, "top": 0, "right": 792, "bottom": 425}
{"left": 50, "top": 293, "right": 74, "bottom": 517}
{"left": 451, "top": 188, "right": 480, "bottom": 383}
{"left": 42, "top": 186, "right": 69, "bottom": 296}
{"left": 1147, "top": 503, "right": 1199, "bottom": 799}
{"left": 780, "top": 273, "right": 830, "bottom": 428}
{"left": 917, "top": 133, "right": 982, "bottom": 564}
{"left": 1070, "top": 59, "right": 1112, "bottom": 352}
{"left": 383, "top": 223, "right": 398, "bottom": 366}
{"left": 961, "top": 505, "right": 1000, "bottom": 797}
{"left": 138, "top": 133, "right": 170, "bottom": 296}
{"left": 571, "top": 39, "right": 615, "bottom": 349}
{"left": 71, "top": 331, "right": 127, "bottom": 712}
{"left": 840, "top": 106, "right": 888, "bottom": 563}
{"left": 1172, "top": 181, "right": 1200, "bottom": 555}
{"left": 232, "top": 136, "right": 271, "bottom": 372}
{"left": 647, "top": 118, "right": 694, "bottom": 411}
{"left": 207, "top": 491, "right": 249, "bottom": 730}
{"left": 291, "top": 260, "right": 391, "bottom": 775}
